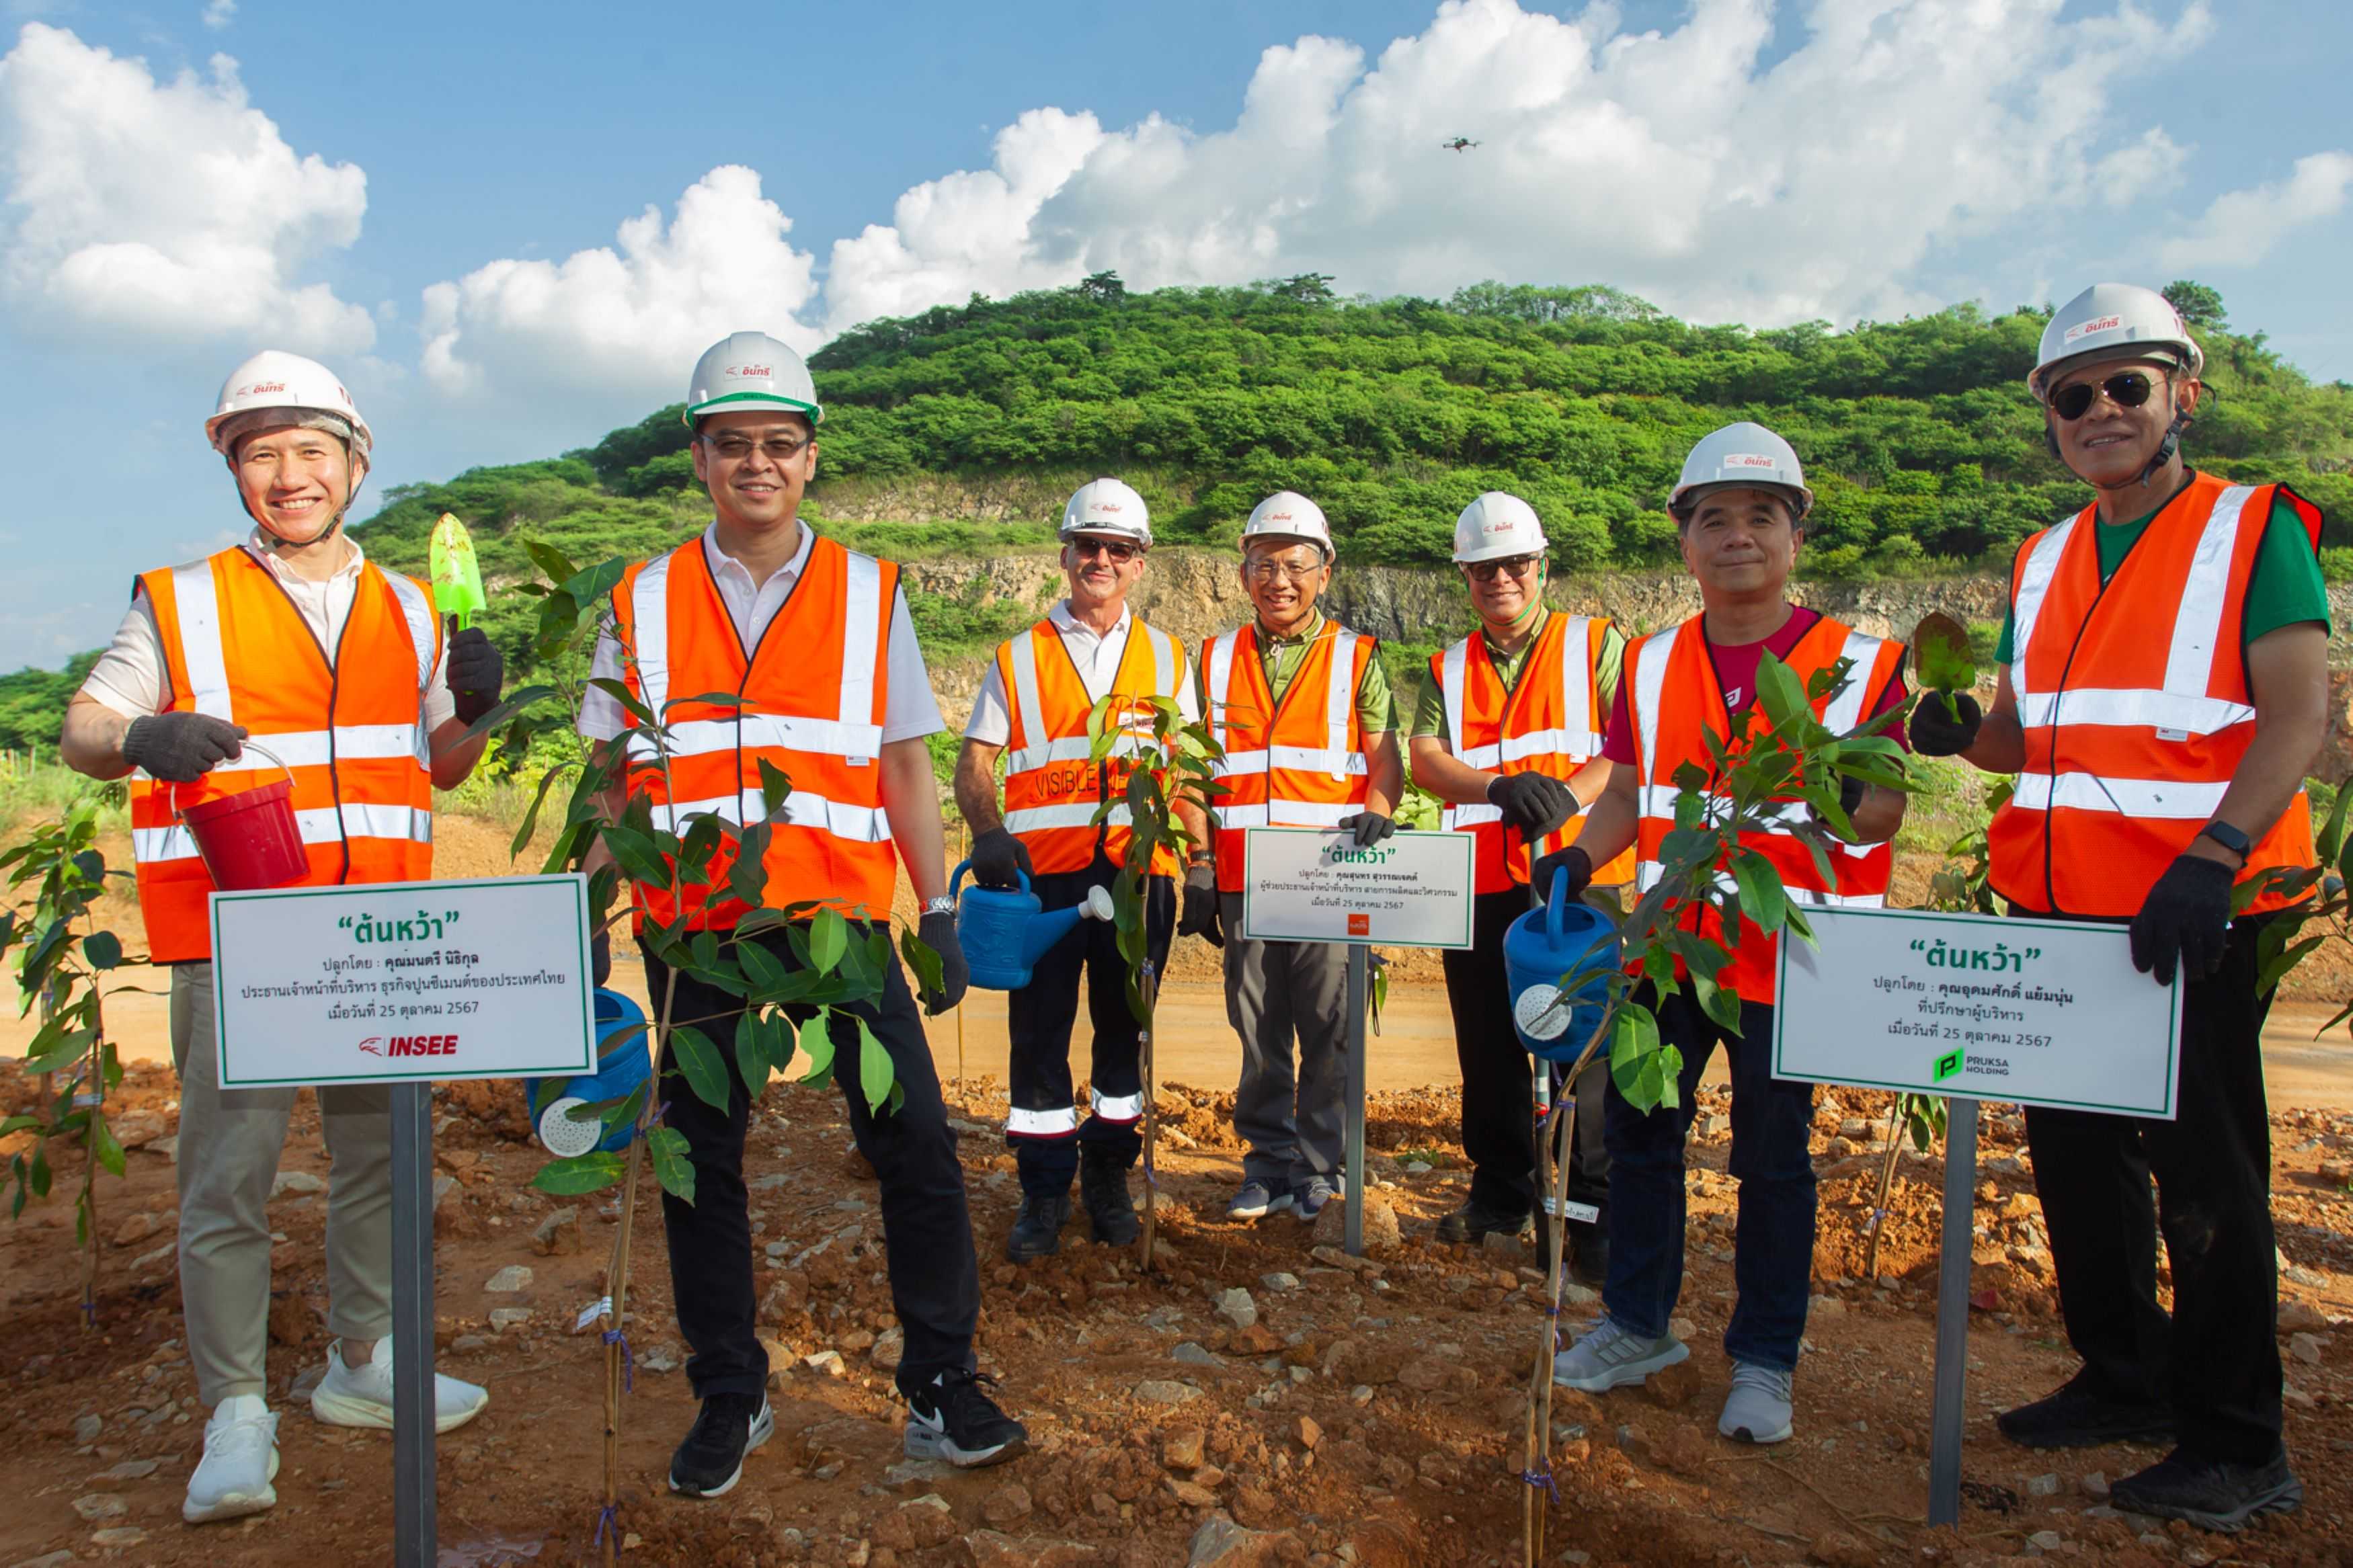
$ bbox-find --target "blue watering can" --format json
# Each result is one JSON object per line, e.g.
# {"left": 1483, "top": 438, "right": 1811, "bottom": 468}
{"left": 526, "top": 989, "right": 653, "bottom": 1157}
{"left": 1503, "top": 868, "right": 1620, "bottom": 1062}
{"left": 953, "top": 860, "right": 1114, "bottom": 989}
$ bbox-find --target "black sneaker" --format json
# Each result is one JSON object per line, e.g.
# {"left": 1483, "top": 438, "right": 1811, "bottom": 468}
{"left": 905, "top": 1370, "right": 1028, "bottom": 1469}
{"left": 2110, "top": 1449, "right": 2302, "bottom": 1533}
{"left": 1006, "top": 1188, "right": 1071, "bottom": 1262}
{"left": 668, "top": 1393, "right": 772, "bottom": 1497}
{"left": 1995, "top": 1369, "right": 2174, "bottom": 1450}
{"left": 1435, "top": 1196, "right": 1528, "bottom": 1245}
{"left": 1079, "top": 1148, "right": 1140, "bottom": 1246}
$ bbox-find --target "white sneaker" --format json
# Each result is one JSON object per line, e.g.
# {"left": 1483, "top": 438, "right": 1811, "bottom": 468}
{"left": 184, "top": 1395, "right": 280, "bottom": 1524}
{"left": 1552, "top": 1317, "right": 1690, "bottom": 1393}
{"left": 309, "top": 1337, "right": 489, "bottom": 1434}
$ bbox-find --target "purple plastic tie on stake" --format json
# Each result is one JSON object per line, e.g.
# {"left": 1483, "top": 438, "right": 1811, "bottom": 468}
{"left": 593, "top": 1502, "right": 619, "bottom": 1546}
{"left": 1520, "top": 1466, "right": 1561, "bottom": 1506}
{"left": 604, "top": 1327, "right": 633, "bottom": 1393}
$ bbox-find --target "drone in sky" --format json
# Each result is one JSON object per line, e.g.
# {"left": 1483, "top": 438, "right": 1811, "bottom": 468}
{"left": 1441, "top": 136, "right": 1481, "bottom": 153}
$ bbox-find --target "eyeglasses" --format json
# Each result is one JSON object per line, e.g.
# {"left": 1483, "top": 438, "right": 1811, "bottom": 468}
{"left": 1243, "top": 559, "right": 1322, "bottom": 584}
{"left": 1070, "top": 537, "right": 1140, "bottom": 562}
{"left": 1464, "top": 554, "right": 1540, "bottom": 583}
{"left": 703, "top": 433, "right": 813, "bottom": 462}
{"left": 2049, "top": 371, "right": 2157, "bottom": 422}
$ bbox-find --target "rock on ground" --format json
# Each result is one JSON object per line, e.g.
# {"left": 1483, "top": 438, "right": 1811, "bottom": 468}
{"left": 1187, "top": 1515, "right": 1295, "bottom": 1566}
{"left": 1310, "top": 1190, "right": 1402, "bottom": 1251}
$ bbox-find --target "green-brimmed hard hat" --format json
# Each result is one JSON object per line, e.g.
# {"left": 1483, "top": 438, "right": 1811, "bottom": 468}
{"left": 682, "top": 331, "right": 823, "bottom": 429}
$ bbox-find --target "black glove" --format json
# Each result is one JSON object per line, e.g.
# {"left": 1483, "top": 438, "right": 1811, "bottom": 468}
{"left": 969, "top": 827, "right": 1033, "bottom": 890}
{"left": 446, "top": 621, "right": 506, "bottom": 727}
{"left": 1907, "top": 692, "right": 1981, "bottom": 757}
{"left": 121, "top": 712, "right": 246, "bottom": 782}
{"left": 1487, "top": 772, "right": 1577, "bottom": 837}
{"left": 1339, "top": 811, "right": 1395, "bottom": 848}
{"left": 1529, "top": 845, "right": 1593, "bottom": 903}
{"left": 916, "top": 908, "right": 969, "bottom": 1015}
{"left": 1179, "top": 858, "right": 1223, "bottom": 948}
{"left": 590, "top": 927, "right": 612, "bottom": 988}
{"left": 1838, "top": 772, "right": 1867, "bottom": 819}
{"left": 2128, "top": 853, "right": 2234, "bottom": 989}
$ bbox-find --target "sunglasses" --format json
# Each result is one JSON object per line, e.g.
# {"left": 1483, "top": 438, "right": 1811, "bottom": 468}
{"left": 2049, "top": 371, "right": 2157, "bottom": 423}
{"left": 1071, "top": 537, "right": 1140, "bottom": 562}
{"left": 1464, "top": 554, "right": 1540, "bottom": 583}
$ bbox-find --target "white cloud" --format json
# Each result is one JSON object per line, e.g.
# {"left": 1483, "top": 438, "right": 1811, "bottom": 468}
{"left": 419, "top": 164, "right": 819, "bottom": 404}
{"left": 2157, "top": 151, "right": 2353, "bottom": 270}
{"left": 814, "top": 0, "right": 2216, "bottom": 333}
{"left": 202, "top": 0, "right": 235, "bottom": 31}
{"left": 0, "top": 24, "right": 371, "bottom": 352}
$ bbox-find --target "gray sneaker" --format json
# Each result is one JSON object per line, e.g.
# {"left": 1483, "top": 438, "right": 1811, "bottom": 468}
{"left": 1718, "top": 1361, "right": 1794, "bottom": 1444}
{"left": 1227, "top": 1179, "right": 1293, "bottom": 1220}
{"left": 1294, "top": 1175, "right": 1337, "bottom": 1223}
{"left": 1552, "top": 1317, "right": 1689, "bottom": 1393}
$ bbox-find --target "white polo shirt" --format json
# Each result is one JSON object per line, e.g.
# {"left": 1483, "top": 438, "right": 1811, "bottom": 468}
{"left": 962, "top": 600, "right": 1199, "bottom": 746}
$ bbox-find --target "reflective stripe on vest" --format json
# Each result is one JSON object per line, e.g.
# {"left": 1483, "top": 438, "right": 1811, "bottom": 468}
{"left": 1430, "top": 612, "right": 1631, "bottom": 894}
{"left": 129, "top": 548, "right": 438, "bottom": 962}
{"left": 612, "top": 534, "right": 900, "bottom": 926}
{"left": 996, "top": 618, "right": 1183, "bottom": 874}
{"left": 1627, "top": 615, "right": 1901, "bottom": 1004}
{"left": 1990, "top": 475, "right": 2319, "bottom": 915}
{"left": 1203, "top": 621, "right": 1375, "bottom": 892}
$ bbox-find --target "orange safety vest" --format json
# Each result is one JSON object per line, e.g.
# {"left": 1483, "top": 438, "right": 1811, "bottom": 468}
{"left": 1625, "top": 612, "right": 1903, "bottom": 1006}
{"left": 993, "top": 614, "right": 1185, "bottom": 877}
{"left": 1989, "top": 474, "right": 2322, "bottom": 917}
{"left": 130, "top": 547, "right": 440, "bottom": 964}
{"left": 1431, "top": 612, "right": 1635, "bottom": 895}
{"left": 1202, "top": 620, "right": 1378, "bottom": 893}
{"left": 610, "top": 534, "right": 900, "bottom": 927}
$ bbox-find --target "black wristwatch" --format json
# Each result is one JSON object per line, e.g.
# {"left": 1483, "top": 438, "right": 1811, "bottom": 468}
{"left": 2197, "top": 820, "right": 2253, "bottom": 862}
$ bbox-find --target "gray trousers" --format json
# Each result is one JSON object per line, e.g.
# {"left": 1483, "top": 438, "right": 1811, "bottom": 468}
{"left": 172, "top": 962, "right": 393, "bottom": 1405}
{"left": 1220, "top": 893, "right": 1349, "bottom": 1188}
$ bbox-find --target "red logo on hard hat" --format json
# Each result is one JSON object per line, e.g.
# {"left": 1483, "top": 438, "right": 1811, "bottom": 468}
{"left": 1347, "top": 913, "right": 1370, "bottom": 936}
{"left": 235, "top": 381, "right": 288, "bottom": 399}
{"left": 1269, "top": 512, "right": 1293, "bottom": 522}
{"left": 2063, "top": 314, "right": 2124, "bottom": 345}
{"left": 727, "top": 364, "right": 771, "bottom": 378}
{"left": 1094, "top": 502, "right": 1122, "bottom": 512}
{"left": 1724, "top": 454, "right": 1777, "bottom": 469}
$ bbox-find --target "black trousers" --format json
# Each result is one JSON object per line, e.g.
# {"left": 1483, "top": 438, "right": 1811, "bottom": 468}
{"left": 2012, "top": 909, "right": 2284, "bottom": 1464}
{"left": 642, "top": 926, "right": 979, "bottom": 1402}
{"left": 1441, "top": 887, "right": 1609, "bottom": 1221}
{"left": 1004, "top": 862, "right": 1172, "bottom": 1196}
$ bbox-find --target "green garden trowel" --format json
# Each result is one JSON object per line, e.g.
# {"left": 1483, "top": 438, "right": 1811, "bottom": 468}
{"left": 428, "top": 511, "right": 486, "bottom": 630}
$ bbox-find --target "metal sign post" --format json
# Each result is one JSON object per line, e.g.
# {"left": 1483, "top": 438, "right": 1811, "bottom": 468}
{"left": 1927, "top": 1097, "right": 1980, "bottom": 1528}
{"left": 1343, "top": 944, "right": 1368, "bottom": 1257}
{"left": 390, "top": 1080, "right": 438, "bottom": 1566}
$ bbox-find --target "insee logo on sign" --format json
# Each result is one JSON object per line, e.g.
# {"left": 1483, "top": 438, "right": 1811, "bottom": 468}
{"left": 358, "top": 1034, "right": 462, "bottom": 1059}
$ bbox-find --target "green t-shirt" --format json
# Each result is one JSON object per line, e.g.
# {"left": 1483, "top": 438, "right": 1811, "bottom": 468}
{"left": 1195, "top": 610, "right": 1399, "bottom": 735}
{"left": 1409, "top": 611, "right": 1628, "bottom": 741}
{"left": 1993, "top": 487, "right": 2329, "bottom": 665}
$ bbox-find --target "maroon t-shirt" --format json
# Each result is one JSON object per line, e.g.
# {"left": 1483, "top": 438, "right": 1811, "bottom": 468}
{"left": 1602, "top": 606, "right": 1910, "bottom": 764}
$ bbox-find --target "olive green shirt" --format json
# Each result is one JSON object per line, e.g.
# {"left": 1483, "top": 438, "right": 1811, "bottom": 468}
{"left": 1195, "top": 609, "right": 1399, "bottom": 735}
{"left": 1409, "top": 610, "right": 1628, "bottom": 743}
{"left": 1993, "top": 488, "right": 2329, "bottom": 665}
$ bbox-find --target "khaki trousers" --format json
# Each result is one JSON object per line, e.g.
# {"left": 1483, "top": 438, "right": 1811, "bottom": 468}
{"left": 171, "top": 961, "right": 393, "bottom": 1405}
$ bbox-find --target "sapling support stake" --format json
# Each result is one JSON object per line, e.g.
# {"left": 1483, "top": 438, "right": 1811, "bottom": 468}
{"left": 1138, "top": 955, "right": 1160, "bottom": 1272}
{"left": 1863, "top": 1096, "right": 1903, "bottom": 1281}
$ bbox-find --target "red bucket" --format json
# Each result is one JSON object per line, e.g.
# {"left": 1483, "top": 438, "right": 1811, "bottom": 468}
{"left": 179, "top": 743, "right": 308, "bottom": 891}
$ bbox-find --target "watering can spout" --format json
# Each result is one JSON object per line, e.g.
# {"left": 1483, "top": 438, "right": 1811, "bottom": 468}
{"left": 1018, "top": 883, "right": 1115, "bottom": 968}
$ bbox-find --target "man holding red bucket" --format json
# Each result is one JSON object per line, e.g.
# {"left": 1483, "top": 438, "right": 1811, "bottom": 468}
{"left": 59, "top": 352, "right": 507, "bottom": 1525}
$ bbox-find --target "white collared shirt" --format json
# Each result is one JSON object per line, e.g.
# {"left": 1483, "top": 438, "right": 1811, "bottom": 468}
{"left": 962, "top": 599, "right": 1199, "bottom": 746}
{"left": 576, "top": 522, "right": 943, "bottom": 744}
{"left": 77, "top": 528, "right": 456, "bottom": 726}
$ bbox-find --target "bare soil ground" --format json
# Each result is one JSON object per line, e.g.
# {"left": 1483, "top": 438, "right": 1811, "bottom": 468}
{"left": 1, "top": 819, "right": 2349, "bottom": 1567}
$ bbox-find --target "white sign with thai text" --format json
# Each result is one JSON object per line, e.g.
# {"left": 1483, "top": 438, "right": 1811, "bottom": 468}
{"left": 1773, "top": 906, "right": 2181, "bottom": 1118}
{"left": 210, "top": 875, "right": 598, "bottom": 1087}
{"left": 1238, "top": 827, "right": 1475, "bottom": 950}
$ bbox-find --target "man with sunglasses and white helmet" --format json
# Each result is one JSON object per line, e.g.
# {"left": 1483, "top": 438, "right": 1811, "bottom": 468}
{"left": 1911, "top": 284, "right": 2328, "bottom": 1530}
{"left": 1406, "top": 493, "right": 1631, "bottom": 1278}
{"left": 955, "top": 479, "right": 1201, "bottom": 1259}
{"left": 1183, "top": 492, "right": 1401, "bottom": 1223}
{"left": 580, "top": 331, "right": 1024, "bottom": 1499}
{"left": 1540, "top": 427, "right": 1911, "bottom": 1451}
{"left": 58, "top": 352, "right": 504, "bottom": 1525}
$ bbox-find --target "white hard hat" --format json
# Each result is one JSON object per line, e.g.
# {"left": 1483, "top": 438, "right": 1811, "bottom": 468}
{"left": 1240, "top": 491, "right": 1334, "bottom": 560}
{"left": 206, "top": 350, "right": 372, "bottom": 461}
{"left": 2029, "top": 284, "right": 2204, "bottom": 403}
{"left": 1669, "top": 423, "right": 1812, "bottom": 522}
{"left": 1060, "top": 478, "right": 1152, "bottom": 546}
{"left": 683, "top": 331, "right": 823, "bottom": 429}
{"left": 1451, "top": 492, "right": 1548, "bottom": 564}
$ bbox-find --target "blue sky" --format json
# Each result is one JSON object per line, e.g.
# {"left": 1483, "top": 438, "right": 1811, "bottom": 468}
{"left": 3, "top": 0, "right": 2349, "bottom": 670}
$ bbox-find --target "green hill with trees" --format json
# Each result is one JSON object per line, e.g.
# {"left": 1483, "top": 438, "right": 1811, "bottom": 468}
{"left": 3, "top": 276, "right": 2346, "bottom": 751}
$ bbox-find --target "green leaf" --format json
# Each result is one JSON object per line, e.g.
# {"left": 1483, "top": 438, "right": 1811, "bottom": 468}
{"left": 1690, "top": 968, "right": 1742, "bottom": 1034}
{"left": 667, "top": 1024, "right": 732, "bottom": 1112}
{"left": 898, "top": 925, "right": 945, "bottom": 999}
{"left": 520, "top": 536, "right": 581, "bottom": 587}
{"left": 757, "top": 1007, "right": 797, "bottom": 1078}
{"left": 1731, "top": 852, "right": 1788, "bottom": 934}
{"left": 2256, "top": 934, "right": 2326, "bottom": 997}
{"left": 728, "top": 821, "right": 772, "bottom": 908}
{"left": 734, "top": 1012, "right": 771, "bottom": 1101}
{"left": 1910, "top": 611, "right": 1978, "bottom": 701}
{"left": 856, "top": 1018, "right": 895, "bottom": 1117}
{"left": 600, "top": 825, "right": 673, "bottom": 886}
{"left": 795, "top": 1012, "right": 837, "bottom": 1087}
{"left": 509, "top": 761, "right": 577, "bottom": 860}
{"left": 647, "top": 1125, "right": 696, "bottom": 1204}
{"left": 79, "top": 931, "right": 121, "bottom": 972}
{"left": 85, "top": 1106, "right": 126, "bottom": 1176}
{"left": 585, "top": 677, "right": 662, "bottom": 734}
{"left": 757, "top": 758, "right": 794, "bottom": 821}
{"left": 1755, "top": 653, "right": 1810, "bottom": 729}
{"left": 807, "top": 905, "right": 848, "bottom": 975}
{"left": 679, "top": 813, "right": 725, "bottom": 869}
{"left": 737, "top": 936, "right": 791, "bottom": 1001}
{"left": 531, "top": 1151, "right": 625, "bottom": 1196}
{"left": 1607, "top": 1006, "right": 1663, "bottom": 1108}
